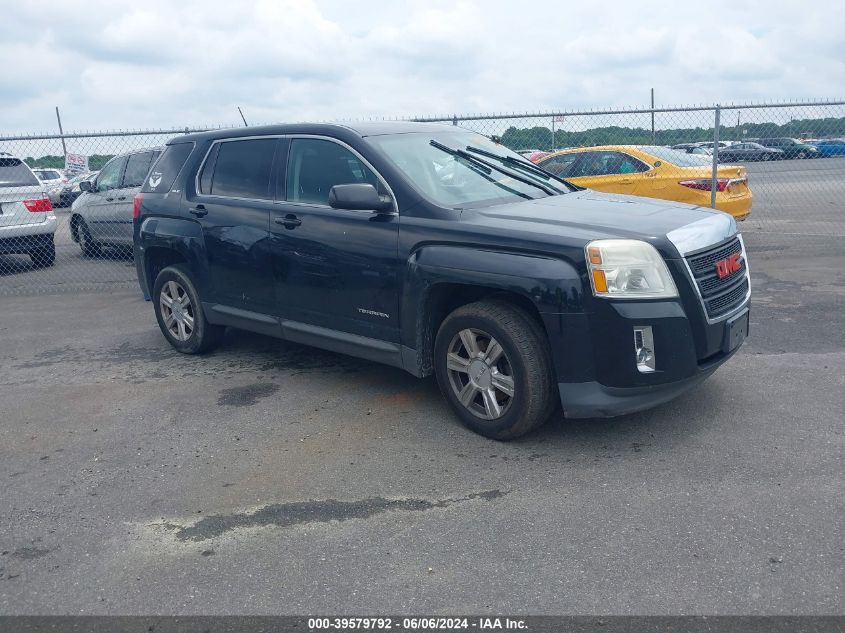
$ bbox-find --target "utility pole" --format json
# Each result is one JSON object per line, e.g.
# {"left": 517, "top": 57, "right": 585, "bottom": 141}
{"left": 55, "top": 106, "right": 67, "bottom": 166}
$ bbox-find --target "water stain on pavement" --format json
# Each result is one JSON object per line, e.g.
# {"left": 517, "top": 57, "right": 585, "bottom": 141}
{"left": 11, "top": 547, "right": 50, "bottom": 560}
{"left": 217, "top": 383, "right": 279, "bottom": 407}
{"left": 162, "top": 491, "right": 506, "bottom": 542}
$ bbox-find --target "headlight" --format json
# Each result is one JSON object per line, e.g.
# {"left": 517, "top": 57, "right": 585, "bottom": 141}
{"left": 585, "top": 239, "right": 678, "bottom": 299}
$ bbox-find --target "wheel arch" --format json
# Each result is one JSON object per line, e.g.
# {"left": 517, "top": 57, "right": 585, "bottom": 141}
{"left": 402, "top": 245, "right": 585, "bottom": 377}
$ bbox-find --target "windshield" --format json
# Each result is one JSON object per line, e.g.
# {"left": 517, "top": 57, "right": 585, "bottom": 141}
{"left": 640, "top": 146, "right": 712, "bottom": 166}
{"left": 368, "top": 131, "right": 564, "bottom": 209}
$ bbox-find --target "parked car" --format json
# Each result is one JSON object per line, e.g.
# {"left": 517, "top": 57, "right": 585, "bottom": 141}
{"left": 810, "top": 138, "right": 845, "bottom": 157}
{"left": 671, "top": 144, "right": 713, "bottom": 156}
{"left": 58, "top": 171, "right": 98, "bottom": 207}
{"left": 533, "top": 145, "right": 751, "bottom": 220}
{"left": 717, "top": 142, "right": 784, "bottom": 162}
{"left": 31, "top": 168, "right": 68, "bottom": 205}
{"left": 0, "top": 152, "right": 56, "bottom": 267}
{"left": 71, "top": 148, "right": 161, "bottom": 256}
{"left": 134, "top": 123, "right": 750, "bottom": 440}
{"left": 757, "top": 137, "right": 819, "bottom": 159}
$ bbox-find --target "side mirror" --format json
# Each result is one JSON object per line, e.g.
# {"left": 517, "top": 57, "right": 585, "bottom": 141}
{"left": 328, "top": 183, "right": 392, "bottom": 212}
{"left": 79, "top": 180, "right": 94, "bottom": 192}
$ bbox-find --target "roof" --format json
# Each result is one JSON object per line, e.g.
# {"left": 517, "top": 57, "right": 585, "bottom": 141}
{"left": 176, "top": 120, "right": 460, "bottom": 144}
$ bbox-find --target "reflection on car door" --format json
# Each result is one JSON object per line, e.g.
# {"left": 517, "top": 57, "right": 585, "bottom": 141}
{"left": 269, "top": 137, "right": 400, "bottom": 343}
{"left": 84, "top": 155, "right": 127, "bottom": 243}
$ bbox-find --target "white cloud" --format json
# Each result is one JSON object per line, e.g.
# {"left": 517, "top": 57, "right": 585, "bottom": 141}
{"left": 0, "top": 0, "right": 842, "bottom": 133}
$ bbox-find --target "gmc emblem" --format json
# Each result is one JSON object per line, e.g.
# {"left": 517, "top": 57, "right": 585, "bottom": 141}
{"left": 716, "top": 253, "right": 742, "bottom": 279}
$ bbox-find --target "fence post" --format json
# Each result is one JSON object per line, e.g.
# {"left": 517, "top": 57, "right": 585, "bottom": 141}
{"left": 711, "top": 105, "right": 721, "bottom": 209}
{"left": 55, "top": 106, "right": 67, "bottom": 168}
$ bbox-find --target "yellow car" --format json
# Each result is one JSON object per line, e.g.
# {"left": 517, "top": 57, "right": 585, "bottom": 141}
{"left": 534, "top": 145, "right": 752, "bottom": 220}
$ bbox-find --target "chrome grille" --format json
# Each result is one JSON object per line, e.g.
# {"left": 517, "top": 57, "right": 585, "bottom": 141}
{"left": 685, "top": 236, "right": 749, "bottom": 320}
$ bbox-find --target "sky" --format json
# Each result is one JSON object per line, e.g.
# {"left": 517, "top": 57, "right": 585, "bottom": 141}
{"left": 1, "top": 0, "right": 843, "bottom": 134}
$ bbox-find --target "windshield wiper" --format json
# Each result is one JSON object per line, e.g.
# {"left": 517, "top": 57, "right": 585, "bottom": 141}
{"left": 465, "top": 145, "right": 578, "bottom": 192}
{"left": 429, "top": 140, "right": 558, "bottom": 197}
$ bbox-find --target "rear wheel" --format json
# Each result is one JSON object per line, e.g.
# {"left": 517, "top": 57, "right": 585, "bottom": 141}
{"left": 761, "top": 153, "right": 771, "bottom": 161}
{"left": 29, "top": 239, "right": 55, "bottom": 268}
{"left": 152, "top": 264, "right": 224, "bottom": 354}
{"left": 796, "top": 151, "right": 807, "bottom": 159}
{"left": 434, "top": 300, "right": 556, "bottom": 440}
{"left": 75, "top": 218, "right": 101, "bottom": 257}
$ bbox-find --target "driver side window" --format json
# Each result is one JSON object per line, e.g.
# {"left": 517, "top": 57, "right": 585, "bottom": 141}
{"left": 539, "top": 153, "right": 578, "bottom": 177}
{"left": 286, "top": 138, "right": 380, "bottom": 206}
{"left": 96, "top": 156, "right": 126, "bottom": 192}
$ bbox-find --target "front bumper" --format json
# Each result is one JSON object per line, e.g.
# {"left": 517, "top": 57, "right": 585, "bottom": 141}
{"left": 558, "top": 352, "right": 728, "bottom": 418}
{"left": 544, "top": 296, "right": 748, "bottom": 418}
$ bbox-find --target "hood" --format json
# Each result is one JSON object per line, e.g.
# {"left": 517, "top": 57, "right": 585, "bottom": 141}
{"left": 467, "top": 190, "right": 736, "bottom": 258}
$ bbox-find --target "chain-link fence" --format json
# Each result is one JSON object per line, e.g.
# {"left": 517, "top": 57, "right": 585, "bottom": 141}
{"left": 1, "top": 100, "right": 843, "bottom": 296}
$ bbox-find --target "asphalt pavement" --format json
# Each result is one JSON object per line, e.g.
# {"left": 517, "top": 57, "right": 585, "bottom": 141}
{"left": 0, "top": 235, "right": 843, "bottom": 614}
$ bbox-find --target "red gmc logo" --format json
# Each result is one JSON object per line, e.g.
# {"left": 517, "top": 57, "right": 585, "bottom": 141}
{"left": 716, "top": 253, "right": 743, "bottom": 279}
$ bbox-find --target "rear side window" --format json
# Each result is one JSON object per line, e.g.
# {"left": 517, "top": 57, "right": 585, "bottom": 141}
{"left": 142, "top": 143, "right": 193, "bottom": 194}
{"left": 202, "top": 139, "right": 277, "bottom": 200}
{"left": 0, "top": 157, "right": 39, "bottom": 187}
{"left": 34, "top": 169, "right": 61, "bottom": 180}
{"left": 123, "top": 151, "right": 160, "bottom": 188}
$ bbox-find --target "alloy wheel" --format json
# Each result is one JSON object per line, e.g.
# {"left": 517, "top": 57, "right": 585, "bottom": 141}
{"left": 160, "top": 280, "right": 195, "bottom": 341}
{"left": 446, "top": 327, "right": 515, "bottom": 420}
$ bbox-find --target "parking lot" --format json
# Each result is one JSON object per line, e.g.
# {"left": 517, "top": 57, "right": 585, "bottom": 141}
{"left": 1, "top": 149, "right": 843, "bottom": 614}
{"left": 1, "top": 156, "right": 845, "bottom": 297}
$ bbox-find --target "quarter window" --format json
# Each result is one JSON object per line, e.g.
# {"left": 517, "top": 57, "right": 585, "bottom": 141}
{"left": 123, "top": 151, "right": 159, "bottom": 188}
{"left": 287, "top": 138, "right": 380, "bottom": 206}
{"left": 205, "top": 139, "right": 277, "bottom": 200}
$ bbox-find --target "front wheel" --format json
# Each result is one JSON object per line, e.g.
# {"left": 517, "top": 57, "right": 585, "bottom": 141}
{"left": 434, "top": 300, "right": 556, "bottom": 440}
{"left": 152, "top": 265, "right": 224, "bottom": 354}
{"left": 75, "top": 218, "right": 101, "bottom": 257}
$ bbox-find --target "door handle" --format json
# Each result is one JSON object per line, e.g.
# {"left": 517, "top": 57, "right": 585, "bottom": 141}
{"left": 189, "top": 205, "right": 208, "bottom": 218}
{"left": 619, "top": 178, "right": 633, "bottom": 184}
{"left": 106, "top": 197, "right": 114, "bottom": 202}
{"left": 275, "top": 214, "right": 301, "bottom": 229}
{"left": 117, "top": 196, "right": 127, "bottom": 201}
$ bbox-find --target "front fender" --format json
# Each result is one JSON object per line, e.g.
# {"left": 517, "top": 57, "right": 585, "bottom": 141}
{"left": 401, "top": 245, "right": 588, "bottom": 378}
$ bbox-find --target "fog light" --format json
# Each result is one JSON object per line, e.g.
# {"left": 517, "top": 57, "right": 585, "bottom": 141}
{"left": 634, "top": 326, "right": 656, "bottom": 373}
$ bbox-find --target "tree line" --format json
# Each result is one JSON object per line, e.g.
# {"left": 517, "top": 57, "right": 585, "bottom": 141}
{"left": 500, "top": 116, "right": 845, "bottom": 151}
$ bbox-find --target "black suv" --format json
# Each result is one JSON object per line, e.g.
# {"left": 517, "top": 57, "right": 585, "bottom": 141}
{"left": 134, "top": 123, "right": 750, "bottom": 439}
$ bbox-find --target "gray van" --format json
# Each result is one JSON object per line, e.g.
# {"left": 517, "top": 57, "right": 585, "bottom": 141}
{"left": 70, "top": 147, "right": 161, "bottom": 256}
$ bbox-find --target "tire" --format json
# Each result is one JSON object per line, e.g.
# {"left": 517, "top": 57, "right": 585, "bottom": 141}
{"left": 761, "top": 153, "right": 771, "bottom": 161}
{"left": 797, "top": 151, "right": 807, "bottom": 159}
{"left": 434, "top": 299, "right": 556, "bottom": 440}
{"left": 152, "top": 264, "right": 225, "bottom": 354}
{"left": 29, "top": 239, "right": 55, "bottom": 268}
{"left": 75, "top": 218, "right": 101, "bottom": 257}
